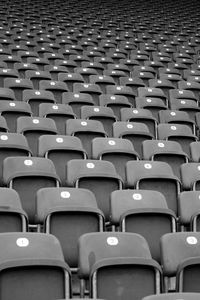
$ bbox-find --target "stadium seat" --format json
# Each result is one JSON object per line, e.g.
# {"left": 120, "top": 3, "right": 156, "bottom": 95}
{"left": 17, "top": 117, "right": 57, "bottom": 156}
{"left": 66, "top": 119, "right": 107, "bottom": 158}
{"left": 3, "top": 157, "right": 60, "bottom": 225}
{"left": 78, "top": 232, "right": 162, "bottom": 299}
{"left": 161, "top": 232, "right": 200, "bottom": 292}
{"left": 39, "top": 135, "right": 86, "bottom": 185}
{"left": 66, "top": 159, "right": 122, "bottom": 221}
{"left": 0, "top": 232, "right": 71, "bottom": 299}
{"left": 126, "top": 161, "right": 181, "bottom": 214}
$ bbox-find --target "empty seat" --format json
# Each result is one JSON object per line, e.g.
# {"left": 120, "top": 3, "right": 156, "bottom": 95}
{"left": 39, "top": 103, "right": 76, "bottom": 135}
{"left": 179, "top": 191, "right": 200, "bottom": 231}
{"left": 113, "top": 121, "right": 153, "bottom": 158}
{"left": 23, "top": 89, "right": 56, "bottom": 116}
{"left": 36, "top": 187, "right": 104, "bottom": 268}
{"left": 25, "top": 70, "right": 52, "bottom": 90}
{"left": 159, "top": 110, "right": 196, "bottom": 135}
{"left": 58, "top": 72, "right": 84, "bottom": 92}
{"left": 17, "top": 117, "right": 57, "bottom": 156}
{"left": 120, "top": 108, "right": 158, "bottom": 137}
{"left": 81, "top": 106, "right": 116, "bottom": 137}
{"left": 106, "top": 85, "right": 136, "bottom": 107}
{"left": 66, "top": 119, "right": 107, "bottom": 158}
{"left": 181, "top": 163, "right": 200, "bottom": 191}
{"left": 0, "top": 68, "right": 19, "bottom": 87}
{"left": 0, "top": 232, "right": 71, "bottom": 300}
{"left": 157, "top": 124, "right": 197, "bottom": 158}
{"left": 66, "top": 159, "right": 122, "bottom": 221}
{"left": 78, "top": 232, "right": 162, "bottom": 300}
{"left": 3, "top": 157, "right": 60, "bottom": 224}
{"left": 99, "top": 94, "right": 132, "bottom": 120}
{"left": 39, "top": 135, "right": 86, "bottom": 185}
{"left": 62, "top": 92, "right": 94, "bottom": 118}
{"left": 73, "top": 82, "right": 102, "bottom": 106}
{"left": 143, "top": 140, "right": 188, "bottom": 178}
{"left": 136, "top": 96, "right": 168, "bottom": 121}
{"left": 4, "top": 78, "right": 33, "bottom": 101}
{"left": 161, "top": 232, "right": 200, "bottom": 292}
{"left": 0, "top": 188, "right": 27, "bottom": 232}
{"left": 39, "top": 80, "right": 69, "bottom": 103}
{"left": 138, "top": 87, "right": 168, "bottom": 106}
{"left": 89, "top": 75, "right": 115, "bottom": 94}
{"left": 126, "top": 161, "right": 181, "bottom": 214}
{"left": 111, "top": 189, "right": 176, "bottom": 262}
{"left": 92, "top": 137, "right": 139, "bottom": 182}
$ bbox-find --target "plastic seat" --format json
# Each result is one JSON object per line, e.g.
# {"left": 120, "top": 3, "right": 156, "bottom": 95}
{"left": 111, "top": 189, "right": 176, "bottom": 262}
{"left": 14, "top": 62, "right": 38, "bottom": 78}
{"left": 81, "top": 106, "right": 116, "bottom": 137}
{"left": 73, "top": 82, "right": 102, "bottom": 106}
{"left": 39, "top": 135, "right": 86, "bottom": 185}
{"left": 89, "top": 75, "right": 115, "bottom": 94}
{"left": 0, "top": 88, "right": 16, "bottom": 101}
{"left": 0, "top": 232, "right": 71, "bottom": 299}
{"left": 0, "top": 54, "right": 21, "bottom": 68}
{"left": 0, "top": 101, "right": 32, "bottom": 132}
{"left": 142, "top": 293, "right": 200, "bottom": 300}
{"left": 103, "top": 69, "right": 127, "bottom": 85}
{"left": 27, "top": 57, "right": 50, "bottom": 71}
{"left": 181, "top": 163, "right": 200, "bottom": 191}
{"left": 66, "top": 119, "right": 107, "bottom": 158}
{"left": 44, "top": 65, "right": 69, "bottom": 81}
{"left": 99, "top": 94, "right": 132, "bottom": 120}
{"left": 66, "top": 159, "right": 122, "bottom": 221}
{"left": 81, "top": 62, "right": 104, "bottom": 75}
{"left": 74, "top": 67, "right": 98, "bottom": 83}
{"left": 106, "top": 85, "right": 136, "bottom": 107}
{"left": 62, "top": 92, "right": 94, "bottom": 118}
{"left": 119, "top": 76, "right": 145, "bottom": 96}
{"left": 161, "top": 232, "right": 200, "bottom": 292}
{"left": 132, "top": 70, "right": 155, "bottom": 85}
{"left": 157, "top": 124, "right": 197, "bottom": 158}
{"left": 159, "top": 110, "right": 196, "bottom": 135}
{"left": 58, "top": 72, "right": 84, "bottom": 92}
{"left": 178, "top": 81, "right": 200, "bottom": 100}
{"left": 0, "top": 68, "right": 19, "bottom": 87}
{"left": 136, "top": 97, "right": 167, "bottom": 121}
{"left": 113, "top": 121, "right": 153, "bottom": 158}
{"left": 39, "top": 103, "right": 75, "bottom": 135}
{"left": 169, "top": 89, "right": 198, "bottom": 105}
{"left": 17, "top": 117, "right": 57, "bottom": 156}
{"left": 179, "top": 191, "right": 200, "bottom": 231}
{"left": 25, "top": 70, "right": 51, "bottom": 90}
{"left": 126, "top": 161, "right": 181, "bottom": 214}
{"left": 4, "top": 78, "right": 33, "bottom": 101}
{"left": 138, "top": 87, "right": 168, "bottom": 107}
{"left": 3, "top": 157, "right": 60, "bottom": 225}
{"left": 36, "top": 187, "right": 104, "bottom": 269}
{"left": 143, "top": 140, "right": 188, "bottom": 179}
{"left": 78, "top": 232, "right": 162, "bottom": 299}
{"left": 69, "top": 55, "right": 90, "bottom": 67}
{"left": 23, "top": 89, "right": 56, "bottom": 116}
{"left": 92, "top": 137, "right": 139, "bottom": 182}
{"left": 55, "top": 59, "right": 77, "bottom": 73}
{"left": 0, "top": 188, "right": 27, "bottom": 232}
{"left": 149, "top": 78, "right": 175, "bottom": 100}
{"left": 39, "top": 80, "right": 69, "bottom": 103}
{"left": 160, "top": 74, "right": 182, "bottom": 89}
{"left": 120, "top": 108, "right": 157, "bottom": 137}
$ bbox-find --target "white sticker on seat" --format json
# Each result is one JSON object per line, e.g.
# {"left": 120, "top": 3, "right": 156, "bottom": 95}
{"left": 107, "top": 237, "right": 118, "bottom": 246}
{"left": 52, "top": 105, "right": 58, "bottom": 110}
{"left": 16, "top": 238, "right": 29, "bottom": 247}
{"left": 33, "top": 119, "right": 39, "bottom": 124}
{"left": 132, "top": 193, "right": 142, "bottom": 200}
{"left": 158, "top": 142, "right": 165, "bottom": 147}
{"left": 0, "top": 135, "right": 8, "bottom": 140}
{"left": 61, "top": 191, "right": 70, "bottom": 198}
{"left": 87, "top": 162, "right": 95, "bottom": 168}
{"left": 108, "top": 140, "right": 116, "bottom": 146}
{"left": 94, "top": 108, "right": 100, "bottom": 112}
{"left": 24, "top": 159, "right": 33, "bottom": 166}
{"left": 186, "top": 236, "right": 198, "bottom": 245}
{"left": 144, "top": 163, "right": 152, "bottom": 169}
{"left": 171, "top": 125, "right": 177, "bottom": 130}
{"left": 35, "top": 91, "right": 41, "bottom": 95}
{"left": 9, "top": 102, "right": 16, "bottom": 107}
{"left": 56, "top": 137, "right": 63, "bottom": 143}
